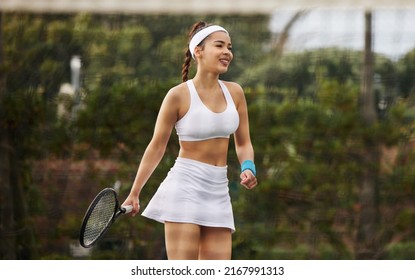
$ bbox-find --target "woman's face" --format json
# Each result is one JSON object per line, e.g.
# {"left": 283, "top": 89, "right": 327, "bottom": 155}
{"left": 196, "top": 31, "right": 233, "bottom": 74}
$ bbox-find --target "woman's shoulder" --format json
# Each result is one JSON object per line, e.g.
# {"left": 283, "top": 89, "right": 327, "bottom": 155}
{"left": 221, "top": 80, "right": 243, "bottom": 93}
{"left": 221, "top": 80, "right": 242, "bottom": 89}
{"left": 161, "top": 82, "right": 190, "bottom": 117}
{"left": 220, "top": 80, "right": 245, "bottom": 102}
{"left": 165, "top": 82, "right": 189, "bottom": 101}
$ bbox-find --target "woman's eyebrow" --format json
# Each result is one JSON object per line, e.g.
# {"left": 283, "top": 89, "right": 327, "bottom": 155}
{"left": 213, "top": 40, "right": 232, "bottom": 46}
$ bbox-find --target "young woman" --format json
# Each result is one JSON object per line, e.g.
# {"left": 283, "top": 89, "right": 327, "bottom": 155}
{"left": 122, "top": 21, "right": 257, "bottom": 260}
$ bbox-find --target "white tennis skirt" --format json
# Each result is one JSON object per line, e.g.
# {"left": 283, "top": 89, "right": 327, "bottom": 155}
{"left": 142, "top": 157, "right": 235, "bottom": 232}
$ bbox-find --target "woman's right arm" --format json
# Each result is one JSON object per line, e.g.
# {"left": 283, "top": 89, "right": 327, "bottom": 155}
{"left": 122, "top": 86, "right": 182, "bottom": 216}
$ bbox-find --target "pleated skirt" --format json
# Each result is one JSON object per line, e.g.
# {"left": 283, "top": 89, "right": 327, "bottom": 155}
{"left": 141, "top": 157, "right": 235, "bottom": 232}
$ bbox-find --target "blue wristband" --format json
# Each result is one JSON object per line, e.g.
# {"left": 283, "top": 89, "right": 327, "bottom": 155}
{"left": 241, "top": 160, "right": 256, "bottom": 176}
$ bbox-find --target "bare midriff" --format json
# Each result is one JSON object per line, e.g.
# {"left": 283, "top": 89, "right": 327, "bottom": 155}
{"left": 178, "top": 138, "right": 230, "bottom": 167}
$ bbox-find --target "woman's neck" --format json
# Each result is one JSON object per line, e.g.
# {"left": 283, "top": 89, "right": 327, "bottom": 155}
{"left": 192, "top": 72, "right": 219, "bottom": 90}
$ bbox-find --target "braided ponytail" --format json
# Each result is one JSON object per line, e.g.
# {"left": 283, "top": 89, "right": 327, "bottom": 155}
{"left": 181, "top": 49, "right": 192, "bottom": 83}
{"left": 181, "top": 21, "right": 208, "bottom": 82}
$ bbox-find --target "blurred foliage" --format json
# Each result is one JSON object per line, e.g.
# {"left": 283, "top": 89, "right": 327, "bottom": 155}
{"left": 1, "top": 11, "right": 415, "bottom": 260}
{"left": 384, "top": 242, "right": 415, "bottom": 259}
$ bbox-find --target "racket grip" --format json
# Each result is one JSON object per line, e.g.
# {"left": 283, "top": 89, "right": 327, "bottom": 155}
{"left": 122, "top": 205, "right": 133, "bottom": 214}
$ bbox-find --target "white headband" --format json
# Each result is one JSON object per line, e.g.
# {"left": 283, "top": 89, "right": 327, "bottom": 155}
{"left": 189, "top": 25, "right": 228, "bottom": 59}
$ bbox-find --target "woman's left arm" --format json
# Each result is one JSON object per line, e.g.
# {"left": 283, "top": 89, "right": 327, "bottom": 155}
{"left": 228, "top": 82, "right": 258, "bottom": 190}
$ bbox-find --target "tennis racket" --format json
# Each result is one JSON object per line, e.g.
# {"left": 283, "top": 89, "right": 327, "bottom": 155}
{"left": 79, "top": 187, "right": 132, "bottom": 248}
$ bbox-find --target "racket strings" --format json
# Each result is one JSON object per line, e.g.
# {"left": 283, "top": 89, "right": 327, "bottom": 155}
{"left": 82, "top": 192, "right": 116, "bottom": 246}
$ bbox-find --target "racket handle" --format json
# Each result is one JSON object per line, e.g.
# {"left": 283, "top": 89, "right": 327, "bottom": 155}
{"left": 122, "top": 205, "right": 133, "bottom": 214}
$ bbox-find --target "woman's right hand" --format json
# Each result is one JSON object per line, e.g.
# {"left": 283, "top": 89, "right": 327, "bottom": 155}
{"left": 122, "top": 194, "right": 140, "bottom": 217}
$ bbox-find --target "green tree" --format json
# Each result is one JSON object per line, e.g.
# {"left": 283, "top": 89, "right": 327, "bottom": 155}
{"left": 0, "top": 13, "right": 80, "bottom": 259}
{"left": 396, "top": 49, "right": 415, "bottom": 99}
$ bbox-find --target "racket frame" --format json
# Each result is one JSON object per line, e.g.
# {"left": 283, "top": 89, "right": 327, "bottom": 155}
{"left": 79, "top": 188, "right": 128, "bottom": 248}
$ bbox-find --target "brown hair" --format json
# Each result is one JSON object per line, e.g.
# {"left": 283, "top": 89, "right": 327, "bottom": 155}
{"left": 181, "top": 21, "right": 209, "bottom": 83}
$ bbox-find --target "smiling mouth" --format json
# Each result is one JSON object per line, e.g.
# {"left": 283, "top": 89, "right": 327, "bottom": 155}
{"left": 220, "top": 59, "right": 230, "bottom": 66}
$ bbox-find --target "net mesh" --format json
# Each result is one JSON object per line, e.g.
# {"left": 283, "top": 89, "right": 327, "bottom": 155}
{"left": 3, "top": 7, "right": 415, "bottom": 259}
{"left": 82, "top": 191, "right": 116, "bottom": 247}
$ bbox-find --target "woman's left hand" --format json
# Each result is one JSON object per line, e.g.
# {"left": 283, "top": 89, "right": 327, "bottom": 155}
{"left": 240, "top": 170, "right": 257, "bottom": 189}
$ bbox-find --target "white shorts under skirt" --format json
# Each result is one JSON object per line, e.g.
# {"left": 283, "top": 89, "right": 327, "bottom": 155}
{"left": 141, "top": 157, "right": 235, "bottom": 233}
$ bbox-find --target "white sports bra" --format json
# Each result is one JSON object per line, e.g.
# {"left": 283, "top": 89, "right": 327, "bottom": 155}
{"left": 175, "top": 80, "right": 240, "bottom": 141}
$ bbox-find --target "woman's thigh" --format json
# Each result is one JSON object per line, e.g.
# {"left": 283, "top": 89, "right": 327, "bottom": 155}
{"left": 164, "top": 222, "right": 201, "bottom": 260}
{"left": 199, "top": 226, "right": 232, "bottom": 260}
